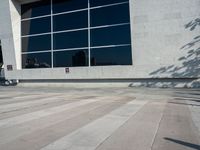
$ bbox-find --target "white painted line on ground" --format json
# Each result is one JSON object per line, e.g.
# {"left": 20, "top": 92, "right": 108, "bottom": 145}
{"left": 40, "top": 100, "right": 148, "bottom": 150}
{"left": 0, "top": 99, "right": 101, "bottom": 129}
{"left": 187, "top": 100, "right": 200, "bottom": 134}
{"left": 0, "top": 101, "right": 107, "bottom": 146}
{"left": 0, "top": 97, "right": 66, "bottom": 113}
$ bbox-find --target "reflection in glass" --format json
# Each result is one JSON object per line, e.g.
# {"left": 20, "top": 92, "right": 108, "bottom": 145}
{"left": 90, "top": 0, "right": 128, "bottom": 7}
{"left": 53, "top": 0, "right": 88, "bottom": 13}
{"left": 53, "top": 30, "right": 88, "bottom": 50}
{"left": 53, "top": 50, "right": 88, "bottom": 67}
{"left": 22, "top": 34, "right": 51, "bottom": 52}
{"left": 21, "top": 0, "right": 133, "bottom": 69}
{"left": 0, "top": 44, "right": 2, "bottom": 66}
{"left": 21, "top": 0, "right": 51, "bottom": 19}
{"left": 21, "top": 17, "right": 51, "bottom": 36}
{"left": 91, "top": 46, "right": 132, "bottom": 66}
{"left": 91, "top": 25, "right": 131, "bottom": 46}
{"left": 53, "top": 10, "right": 88, "bottom": 32}
{"left": 91, "top": 3, "right": 130, "bottom": 27}
{"left": 22, "top": 52, "right": 51, "bottom": 69}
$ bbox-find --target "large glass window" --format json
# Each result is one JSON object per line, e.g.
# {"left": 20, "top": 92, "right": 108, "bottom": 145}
{"left": 53, "top": 11, "right": 88, "bottom": 32}
{"left": 91, "top": 25, "right": 131, "bottom": 47}
{"left": 21, "top": 17, "right": 51, "bottom": 36}
{"left": 90, "top": 0, "right": 128, "bottom": 7}
{"left": 22, "top": 34, "right": 51, "bottom": 53}
{"left": 21, "top": 0, "right": 51, "bottom": 19}
{"left": 53, "top": 0, "right": 88, "bottom": 14}
{"left": 21, "top": 0, "right": 132, "bottom": 69}
{"left": 22, "top": 52, "right": 51, "bottom": 69}
{"left": 91, "top": 46, "right": 132, "bottom": 66}
{"left": 90, "top": 3, "right": 130, "bottom": 27}
{"left": 53, "top": 30, "right": 88, "bottom": 50}
{"left": 54, "top": 50, "right": 89, "bottom": 67}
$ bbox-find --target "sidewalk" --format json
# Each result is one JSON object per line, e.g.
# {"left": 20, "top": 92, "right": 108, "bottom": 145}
{"left": 0, "top": 87, "right": 199, "bottom": 150}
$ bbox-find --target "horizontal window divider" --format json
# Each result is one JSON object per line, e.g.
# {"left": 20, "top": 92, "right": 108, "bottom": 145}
{"left": 21, "top": 14, "right": 51, "bottom": 21}
{"left": 54, "top": 28, "right": 88, "bottom": 34}
{"left": 21, "top": 21, "right": 130, "bottom": 38}
{"left": 90, "top": 23, "right": 130, "bottom": 30}
{"left": 21, "top": 1, "right": 129, "bottom": 21}
{"left": 22, "top": 32, "right": 51, "bottom": 38}
{"left": 54, "top": 23, "right": 130, "bottom": 34}
{"left": 38, "top": 44, "right": 131, "bottom": 53}
{"left": 53, "top": 8, "right": 88, "bottom": 16}
{"left": 22, "top": 23, "right": 130, "bottom": 37}
{"left": 53, "top": 47, "right": 88, "bottom": 52}
{"left": 91, "top": 44, "right": 131, "bottom": 49}
{"left": 90, "top": 1, "right": 129, "bottom": 10}
{"left": 22, "top": 50, "right": 52, "bottom": 54}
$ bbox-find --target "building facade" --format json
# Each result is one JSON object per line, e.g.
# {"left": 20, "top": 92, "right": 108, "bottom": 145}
{"left": 0, "top": 0, "right": 199, "bottom": 87}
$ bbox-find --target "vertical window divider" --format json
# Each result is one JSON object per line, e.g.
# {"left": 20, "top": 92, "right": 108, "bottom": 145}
{"left": 88, "top": 0, "right": 91, "bottom": 67}
{"left": 51, "top": 0, "right": 54, "bottom": 68}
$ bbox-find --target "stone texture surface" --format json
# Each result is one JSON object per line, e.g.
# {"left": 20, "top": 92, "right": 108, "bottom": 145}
{"left": 0, "top": 87, "right": 199, "bottom": 150}
{"left": 0, "top": 0, "right": 199, "bottom": 80}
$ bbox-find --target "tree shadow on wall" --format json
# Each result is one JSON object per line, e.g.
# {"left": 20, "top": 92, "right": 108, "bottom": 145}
{"left": 149, "top": 18, "right": 200, "bottom": 87}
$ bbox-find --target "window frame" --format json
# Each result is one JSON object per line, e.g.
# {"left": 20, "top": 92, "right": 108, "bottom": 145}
{"left": 21, "top": 0, "right": 132, "bottom": 69}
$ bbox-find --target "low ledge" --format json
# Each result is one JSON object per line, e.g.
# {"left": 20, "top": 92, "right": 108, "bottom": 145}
{"left": 17, "top": 78, "right": 200, "bottom": 88}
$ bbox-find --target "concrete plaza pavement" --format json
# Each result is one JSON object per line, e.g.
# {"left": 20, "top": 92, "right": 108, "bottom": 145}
{"left": 0, "top": 86, "right": 199, "bottom": 150}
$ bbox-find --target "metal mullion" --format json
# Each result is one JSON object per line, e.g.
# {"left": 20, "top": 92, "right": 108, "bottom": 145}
{"left": 22, "top": 32, "right": 51, "bottom": 38}
{"left": 54, "top": 28, "right": 88, "bottom": 34}
{"left": 22, "top": 50, "right": 52, "bottom": 55}
{"left": 88, "top": 0, "right": 91, "bottom": 67}
{"left": 90, "top": 1, "right": 128, "bottom": 10}
{"left": 21, "top": 14, "right": 51, "bottom": 21}
{"left": 51, "top": 0, "right": 53, "bottom": 68}
{"left": 91, "top": 44, "right": 131, "bottom": 49}
{"left": 53, "top": 47, "right": 88, "bottom": 52}
{"left": 53, "top": 8, "right": 88, "bottom": 16}
{"left": 90, "top": 23, "right": 130, "bottom": 30}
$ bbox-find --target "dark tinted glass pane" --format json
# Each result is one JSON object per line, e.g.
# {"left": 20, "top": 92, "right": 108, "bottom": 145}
{"left": 53, "top": 10, "right": 88, "bottom": 32}
{"left": 53, "top": 30, "right": 88, "bottom": 50}
{"left": 54, "top": 50, "right": 88, "bottom": 67}
{"left": 53, "top": 0, "right": 88, "bottom": 14}
{"left": 90, "top": 0, "right": 128, "bottom": 7}
{"left": 22, "top": 34, "right": 51, "bottom": 52}
{"left": 22, "top": 52, "right": 51, "bottom": 69}
{"left": 21, "top": 0, "right": 51, "bottom": 19}
{"left": 0, "top": 45, "right": 2, "bottom": 64}
{"left": 91, "top": 46, "right": 132, "bottom": 66}
{"left": 22, "top": 17, "right": 51, "bottom": 36}
{"left": 91, "top": 25, "right": 131, "bottom": 46}
{"left": 91, "top": 4, "right": 130, "bottom": 27}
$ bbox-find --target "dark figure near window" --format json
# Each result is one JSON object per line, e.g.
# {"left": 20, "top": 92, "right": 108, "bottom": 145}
{"left": 25, "top": 58, "right": 39, "bottom": 68}
{"left": 25, "top": 58, "right": 50, "bottom": 68}
{"left": 91, "top": 57, "right": 96, "bottom": 66}
{"left": 72, "top": 51, "right": 86, "bottom": 66}
{"left": 0, "top": 46, "right": 3, "bottom": 67}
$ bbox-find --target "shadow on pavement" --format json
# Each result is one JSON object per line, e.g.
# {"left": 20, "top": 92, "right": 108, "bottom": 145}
{"left": 174, "top": 98, "right": 200, "bottom": 103}
{"left": 164, "top": 137, "right": 200, "bottom": 150}
{"left": 168, "top": 101, "right": 200, "bottom": 107}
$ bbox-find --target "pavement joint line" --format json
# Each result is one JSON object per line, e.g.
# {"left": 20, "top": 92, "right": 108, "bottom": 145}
{"left": 186, "top": 100, "right": 200, "bottom": 135}
{"left": 0, "top": 100, "right": 114, "bottom": 146}
{"left": 150, "top": 100, "right": 166, "bottom": 150}
{"left": 0, "top": 97, "right": 69, "bottom": 113}
{"left": 40, "top": 100, "right": 148, "bottom": 150}
{"left": 0, "top": 98, "right": 106, "bottom": 129}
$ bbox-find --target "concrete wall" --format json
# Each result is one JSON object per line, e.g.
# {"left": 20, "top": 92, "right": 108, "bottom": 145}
{"left": 0, "top": 0, "right": 199, "bottom": 85}
{"left": 0, "top": 0, "right": 18, "bottom": 77}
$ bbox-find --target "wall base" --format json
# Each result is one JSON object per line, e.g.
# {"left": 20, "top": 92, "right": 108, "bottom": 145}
{"left": 17, "top": 78, "right": 200, "bottom": 88}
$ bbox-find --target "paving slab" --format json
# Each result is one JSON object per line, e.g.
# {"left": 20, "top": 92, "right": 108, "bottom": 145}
{"left": 0, "top": 87, "right": 199, "bottom": 150}
{"left": 152, "top": 99, "right": 200, "bottom": 150}
{"left": 95, "top": 101, "right": 166, "bottom": 150}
